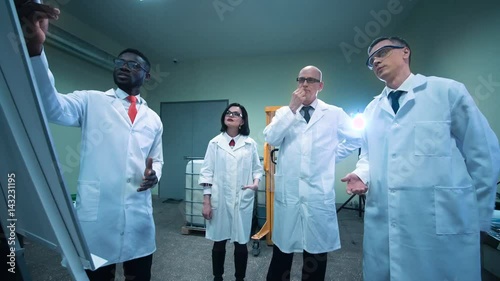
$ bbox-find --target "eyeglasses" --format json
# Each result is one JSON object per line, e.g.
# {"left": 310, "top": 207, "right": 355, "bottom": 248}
{"left": 366, "top": 45, "right": 405, "bottom": 69}
{"left": 225, "top": 111, "right": 243, "bottom": 118}
{"left": 296, "top": 77, "right": 321, "bottom": 84}
{"left": 113, "top": 59, "right": 148, "bottom": 72}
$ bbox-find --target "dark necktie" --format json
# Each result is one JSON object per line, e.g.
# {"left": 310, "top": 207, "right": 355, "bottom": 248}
{"left": 388, "top": 90, "right": 405, "bottom": 114}
{"left": 301, "top": 106, "right": 312, "bottom": 123}
{"left": 127, "top": 95, "right": 138, "bottom": 123}
{"left": 229, "top": 139, "right": 235, "bottom": 147}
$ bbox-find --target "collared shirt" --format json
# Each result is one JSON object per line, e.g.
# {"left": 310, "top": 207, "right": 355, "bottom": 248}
{"left": 224, "top": 132, "right": 240, "bottom": 149}
{"left": 384, "top": 73, "right": 415, "bottom": 105}
{"left": 300, "top": 98, "right": 319, "bottom": 119}
{"left": 115, "top": 88, "right": 142, "bottom": 112}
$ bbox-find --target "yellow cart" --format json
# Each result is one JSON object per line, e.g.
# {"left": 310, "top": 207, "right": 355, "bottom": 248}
{"left": 251, "top": 106, "right": 282, "bottom": 255}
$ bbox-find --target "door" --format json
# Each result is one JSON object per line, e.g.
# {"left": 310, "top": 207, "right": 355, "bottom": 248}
{"left": 159, "top": 100, "right": 228, "bottom": 200}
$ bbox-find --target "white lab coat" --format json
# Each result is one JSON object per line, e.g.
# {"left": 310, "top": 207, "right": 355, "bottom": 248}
{"left": 353, "top": 74, "right": 500, "bottom": 281}
{"left": 31, "top": 53, "right": 164, "bottom": 266}
{"left": 199, "top": 133, "right": 263, "bottom": 243}
{"left": 264, "top": 99, "right": 362, "bottom": 253}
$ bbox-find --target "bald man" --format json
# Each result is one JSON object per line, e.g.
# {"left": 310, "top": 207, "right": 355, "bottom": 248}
{"left": 264, "top": 66, "right": 362, "bottom": 281}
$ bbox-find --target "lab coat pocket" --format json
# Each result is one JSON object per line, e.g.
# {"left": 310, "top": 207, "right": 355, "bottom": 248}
{"left": 273, "top": 175, "right": 285, "bottom": 203}
{"left": 414, "top": 121, "right": 451, "bottom": 156}
{"left": 76, "top": 180, "right": 100, "bottom": 222}
{"left": 434, "top": 186, "right": 478, "bottom": 234}
{"left": 239, "top": 188, "right": 255, "bottom": 210}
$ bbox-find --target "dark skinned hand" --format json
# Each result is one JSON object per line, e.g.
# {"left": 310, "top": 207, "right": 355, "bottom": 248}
{"left": 138, "top": 157, "right": 158, "bottom": 192}
{"left": 15, "top": 0, "right": 60, "bottom": 56}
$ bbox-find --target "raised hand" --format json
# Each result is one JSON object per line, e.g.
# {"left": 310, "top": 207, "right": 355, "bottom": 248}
{"left": 289, "top": 87, "right": 306, "bottom": 113}
{"left": 15, "top": 0, "right": 60, "bottom": 56}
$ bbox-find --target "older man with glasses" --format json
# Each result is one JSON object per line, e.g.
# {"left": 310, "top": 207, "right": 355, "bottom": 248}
{"left": 342, "top": 36, "right": 500, "bottom": 281}
{"left": 264, "top": 65, "right": 362, "bottom": 281}
{"left": 17, "top": 2, "right": 163, "bottom": 280}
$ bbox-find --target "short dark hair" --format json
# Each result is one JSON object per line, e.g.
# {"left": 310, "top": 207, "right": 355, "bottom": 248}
{"left": 220, "top": 103, "right": 250, "bottom": 136}
{"left": 368, "top": 36, "right": 411, "bottom": 65}
{"left": 118, "top": 48, "right": 151, "bottom": 71}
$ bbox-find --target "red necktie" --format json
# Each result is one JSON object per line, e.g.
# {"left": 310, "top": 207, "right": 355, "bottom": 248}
{"left": 229, "top": 139, "right": 235, "bottom": 147}
{"left": 127, "top": 95, "right": 138, "bottom": 123}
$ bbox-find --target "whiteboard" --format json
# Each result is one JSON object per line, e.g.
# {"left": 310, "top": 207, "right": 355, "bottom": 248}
{"left": 0, "top": 0, "right": 94, "bottom": 279}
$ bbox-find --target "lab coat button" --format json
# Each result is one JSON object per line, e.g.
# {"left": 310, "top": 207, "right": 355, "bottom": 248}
{"left": 391, "top": 154, "right": 397, "bottom": 159}
{"left": 127, "top": 178, "right": 131, "bottom": 183}
{"left": 120, "top": 232, "right": 124, "bottom": 236}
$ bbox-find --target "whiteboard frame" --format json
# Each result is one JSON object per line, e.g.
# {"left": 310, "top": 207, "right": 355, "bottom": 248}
{"left": 0, "top": 0, "right": 94, "bottom": 279}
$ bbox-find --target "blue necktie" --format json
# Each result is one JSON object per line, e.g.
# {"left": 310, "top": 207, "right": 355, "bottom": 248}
{"left": 301, "top": 106, "right": 312, "bottom": 123}
{"left": 389, "top": 91, "right": 405, "bottom": 114}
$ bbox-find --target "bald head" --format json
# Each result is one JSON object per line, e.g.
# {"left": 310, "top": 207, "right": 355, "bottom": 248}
{"left": 299, "top": 66, "right": 322, "bottom": 82}
{"left": 296, "top": 65, "right": 324, "bottom": 106}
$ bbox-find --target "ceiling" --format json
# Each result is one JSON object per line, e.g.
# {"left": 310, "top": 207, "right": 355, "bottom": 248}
{"left": 58, "top": 0, "right": 420, "bottom": 62}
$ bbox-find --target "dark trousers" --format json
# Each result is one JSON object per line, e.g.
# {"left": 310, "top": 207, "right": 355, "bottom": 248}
{"left": 212, "top": 240, "right": 248, "bottom": 281}
{"left": 266, "top": 245, "right": 328, "bottom": 281}
{"left": 85, "top": 254, "right": 153, "bottom": 281}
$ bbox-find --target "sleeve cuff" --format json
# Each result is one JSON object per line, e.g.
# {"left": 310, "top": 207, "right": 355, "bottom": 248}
{"left": 203, "top": 188, "right": 212, "bottom": 195}
{"left": 352, "top": 170, "right": 369, "bottom": 186}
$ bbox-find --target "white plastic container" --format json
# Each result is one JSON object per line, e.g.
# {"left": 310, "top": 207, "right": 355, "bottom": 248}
{"left": 185, "top": 160, "right": 205, "bottom": 227}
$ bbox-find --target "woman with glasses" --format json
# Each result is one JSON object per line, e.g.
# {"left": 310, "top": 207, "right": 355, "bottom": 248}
{"left": 199, "top": 103, "right": 263, "bottom": 281}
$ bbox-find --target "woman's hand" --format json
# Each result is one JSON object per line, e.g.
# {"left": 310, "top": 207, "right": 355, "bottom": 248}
{"left": 202, "top": 195, "right": 212, "bottom": 220}
{"left": 241, "top": 184, "right": 258, "bottom": 191}
{"left": 242, "top": 178, "right": 260, "bottom": 191}
{"left": 202, "top": 202, "right": 212, "bottom": 220}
